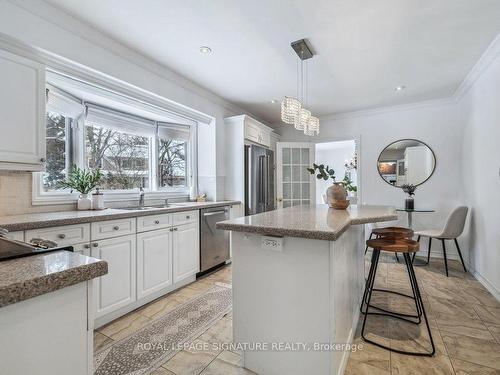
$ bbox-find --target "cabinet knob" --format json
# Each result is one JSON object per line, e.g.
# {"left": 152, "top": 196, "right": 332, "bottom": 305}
{"left": 40, "top": 158, "right": 46, "bottom": 163}
{"left": 113, "top": 226, "right": 120, "bottom": 230}
{"left": 186, "top": 215, "right": 190, "bottom": 219}
{"left": 84, "top": 244, "right": 90, "bottom": 249}
{"left": 92, "top": 243, "right": 99, "bottom": 247}
{"left": 173, "top": 227, "right": 178, "bottom": 231}
{"left": 155, "top": 220, "right": 160, "bottom": 224}
{"left": 58, "top": 234, "right": 66, "bottom": 239}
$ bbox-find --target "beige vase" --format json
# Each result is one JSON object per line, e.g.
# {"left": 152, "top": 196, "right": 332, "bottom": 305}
{"left": 326, "top": 183, "right": 350, "bottom": 210}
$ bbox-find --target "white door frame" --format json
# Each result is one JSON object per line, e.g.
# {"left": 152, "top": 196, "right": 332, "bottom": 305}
{"left": 276, "top": 142, "right": 315, "bottom": 208}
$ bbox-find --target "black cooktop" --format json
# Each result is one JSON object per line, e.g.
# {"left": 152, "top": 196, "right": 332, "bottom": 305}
{"left": 0, "top": 237, "right": 74, "bottom": 261}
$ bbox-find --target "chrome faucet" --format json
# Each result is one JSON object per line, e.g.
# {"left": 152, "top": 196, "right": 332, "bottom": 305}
{"left": 139, "top": 187, "right": 145, "bottom": 207}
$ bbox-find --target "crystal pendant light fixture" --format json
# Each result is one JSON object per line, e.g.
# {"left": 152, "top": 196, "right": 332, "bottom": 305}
{"left": 281, "top": 96, "right": 301, "bottom": 125}
{"left": 280, "top": 39, "right": 319, "bottom": 136}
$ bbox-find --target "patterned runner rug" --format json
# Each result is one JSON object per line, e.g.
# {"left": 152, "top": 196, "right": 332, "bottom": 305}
{"left": 94, "top": 283, "right": 232, "bottom": 375}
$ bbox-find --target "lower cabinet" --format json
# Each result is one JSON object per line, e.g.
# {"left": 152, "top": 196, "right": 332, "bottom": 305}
{"left": 137, "top": 228, "right": 173, "bottom": 299}
{"left": 91, "top": 235, "right": 136, "bottom": 318}
{"left": 173, "top": 222, "right": 200, "bottom": 283}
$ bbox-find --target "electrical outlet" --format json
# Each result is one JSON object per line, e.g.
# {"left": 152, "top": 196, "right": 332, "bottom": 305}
{"left": 261, "top": 236, "right": 283, "bottom": 251}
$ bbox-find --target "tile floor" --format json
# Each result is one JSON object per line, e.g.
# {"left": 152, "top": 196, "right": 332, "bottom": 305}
{"left": 94, "top": 253, "right": 500, "bottom": 375}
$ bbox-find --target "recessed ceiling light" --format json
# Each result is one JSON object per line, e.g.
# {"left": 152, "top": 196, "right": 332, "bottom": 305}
{"left": 270, "top": 99, "right": 278, "bottom": 104}
{"left": 395, "top": 85, "right": 406, "bottom": 91}
{"left": 199, "top": 46, "right": 212, "bottom": 54}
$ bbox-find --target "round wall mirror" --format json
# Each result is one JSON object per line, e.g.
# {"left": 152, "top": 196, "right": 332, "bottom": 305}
{"left": 377, "top": 139, "right": 436, "bottom": 187}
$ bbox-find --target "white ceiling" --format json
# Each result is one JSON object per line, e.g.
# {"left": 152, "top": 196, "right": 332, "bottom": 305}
{"left": 45, "top": 0, "right": 500, "bottom": 124}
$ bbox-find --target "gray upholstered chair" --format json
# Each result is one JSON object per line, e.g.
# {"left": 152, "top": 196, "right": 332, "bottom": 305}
{"left": 414, "top": 206, "right": 468, "bottom": 276}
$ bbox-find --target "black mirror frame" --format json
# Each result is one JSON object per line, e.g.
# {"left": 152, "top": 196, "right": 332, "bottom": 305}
{"left": 377, "top": 138, "right": 436, "bottom": 188}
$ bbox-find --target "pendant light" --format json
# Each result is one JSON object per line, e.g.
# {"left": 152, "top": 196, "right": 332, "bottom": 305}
{"left": 280, "top": 39, "right": 319, "bottom": 136}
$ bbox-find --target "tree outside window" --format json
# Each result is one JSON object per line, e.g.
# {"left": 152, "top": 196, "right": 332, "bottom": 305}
{"left": 158, "top": 139, "right": 187, "bottom": 188}
{"left": 43, "top": 111, "right": 68, "bottom": 191}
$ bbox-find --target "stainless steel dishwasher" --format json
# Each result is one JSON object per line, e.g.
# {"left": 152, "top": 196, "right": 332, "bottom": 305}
{"left": 200, "top": 206, "right": 230, "bottom": 273}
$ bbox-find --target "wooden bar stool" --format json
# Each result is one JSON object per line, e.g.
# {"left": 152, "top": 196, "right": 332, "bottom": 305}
{"left": 365, "top": 227, "right": 414, "bottom": 262}
{"left": 361, "top": 237, "right": 435, "bottom": 357}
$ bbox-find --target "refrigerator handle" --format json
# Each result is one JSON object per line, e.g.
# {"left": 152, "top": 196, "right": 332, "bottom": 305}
{"left": 259, "top": 155, "right": 265, "bottom": 209}
{"left": 265, "top": 155, "right": 270, "bottom": 208}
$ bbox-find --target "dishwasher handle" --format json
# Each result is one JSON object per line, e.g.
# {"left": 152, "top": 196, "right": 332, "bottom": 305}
{"left": 203, "top": 210, "right": 227, "bottom": 217}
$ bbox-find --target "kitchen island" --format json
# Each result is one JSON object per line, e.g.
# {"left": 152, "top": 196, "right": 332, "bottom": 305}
{"left": 217, "top": 204, "right": 397, "bottom": 375}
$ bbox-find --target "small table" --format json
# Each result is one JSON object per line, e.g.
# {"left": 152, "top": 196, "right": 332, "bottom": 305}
{"left": 397, "top": 208, "right": 435, "bottom": 266}
{"left": 396, "top": 208, "right": 435, "bottom": 229}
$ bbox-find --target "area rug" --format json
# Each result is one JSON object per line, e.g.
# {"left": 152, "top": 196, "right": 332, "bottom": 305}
{"left": 94, "top": 283, "right": 232, "bottom": 375}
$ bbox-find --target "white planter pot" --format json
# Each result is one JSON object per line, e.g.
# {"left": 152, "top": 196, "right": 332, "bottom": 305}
{"left": 77, "top": 194, "right": 92, "bottom": 210}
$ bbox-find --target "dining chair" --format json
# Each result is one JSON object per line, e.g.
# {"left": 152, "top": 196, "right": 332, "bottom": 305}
{"left": 414, "top": 206, "right": 468, "bottom": 276}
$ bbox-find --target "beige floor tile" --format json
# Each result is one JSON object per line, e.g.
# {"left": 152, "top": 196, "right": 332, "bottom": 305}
{"left": 486, "top": 324, "right": 500, "bottom": 344}
{"left": 389, "top": 316, "right": 445, "bottom": 356}
{"left": 344, "top": 338, "right": 390, "bottom": 375}
{"left": 442, "top": 331, "right": 500, "bottom": 370}
{"left": 451, "top": 357, "right": 500, "bottom": 375}
{"left": 426, "top": 294, "right": 480, "bottom": 321}
{"left": 150, "top": 367, "right": 176, "bottom": 375}
{"left": 391, "top": 353, "right": 455, "bottom": 375}
{"left": 93, "top": 331, "right": 113, "bottom": 352}
{"left": 460, "top": 286, "right": 500, "bottom": 308}
{"left": 199, "top": 315, "right": 232, "bottom": 344}
{"left": 474, "top": 305, "right": 500, "bottom": 325}
{"left": 98, "top": 310, "right": 151, "bottom": 341}
{"left": 437, "top": 315, "right": 496, "bottom": 342}
{"left": 355, "top": 314, "right": 391, "bottom": 348}
{"left": 162, "top": 339, "right": 220, "bottom": 375}
{"left": 138, "top": 294, "right": 185, "bottom": 319}
{"left": 200, "top": 351, "right": 255, "bottom": 375}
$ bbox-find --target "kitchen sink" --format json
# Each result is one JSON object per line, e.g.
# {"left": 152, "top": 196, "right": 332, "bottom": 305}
{"left": 117, "top": 202, "right": 192, "bottom": 211}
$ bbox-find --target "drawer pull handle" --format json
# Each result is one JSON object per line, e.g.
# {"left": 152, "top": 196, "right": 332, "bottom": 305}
{"left": 155, "top": 220, "right": 160, "bottom": 224}
{"left": 169, "top": 228, "right": 174, "bottom": 232}
{"left": 84, "top": 244, "right": 90, "bottom": 249}
{"left": 113, "top": 226, "right": 120, "bottom": 230}
{"left": 93, "top": 243, "right": 99, "bottom": 247}
{"left": 186, "top": 216, "right": 190, "bottom": 219}
{"left": 173, "top": 227, "right": 178, "bottom": 231}
{"left": 58, "top": 234, "right": 66, "bottom": 239}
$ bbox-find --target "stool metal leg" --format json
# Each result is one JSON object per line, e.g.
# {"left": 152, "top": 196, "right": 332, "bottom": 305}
{"left": 403, "top": 253, "right": 436, "bottom": 356}
{"left": 361, "top": 251, "right": 435, "bottom": 356}
{"left": 365, "top": 232, "right": 373, "bottom": 255}
{"left": 360, "top": 249, "right": 378, "bottom": 313}
{"left": 454, "top": 238, "right": 467, "bottom": 272}
{"left": 427, "top": 238, "right": 432, "bottom": 265}
{"left": 441, "top": 239, "right": 449, "bottom": 277}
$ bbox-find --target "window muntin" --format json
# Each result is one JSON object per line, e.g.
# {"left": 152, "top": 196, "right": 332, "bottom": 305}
{"left": 158, "top": 138, "right": 187, "bottom": 188}
{"left": 43, "top": 111, "right": 71, "bottom": 192}
{"left": 85, "top": 124, "right": 150, "bottom": 190}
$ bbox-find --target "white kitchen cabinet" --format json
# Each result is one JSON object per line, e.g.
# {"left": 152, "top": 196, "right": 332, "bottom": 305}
{"left": 173, "top": 222, "right": 200, "bottom": 283}
{"left": 137, "top": 229, "right": 173, "bottom": 299}
{"left": 26, "top": 223, "right": 90, "bottom": 247}
{"left": 91, "top": 235, "right": 136, "bottom": 318}
{"left": 0, "top": 49, "right": 46, "bottom": 171}
{"left": 91, "top": 218, "right": 136, "bottom": 240}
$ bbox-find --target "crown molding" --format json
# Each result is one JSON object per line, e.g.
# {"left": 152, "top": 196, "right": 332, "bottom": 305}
{"left": 452, "top": 32, "right": 500, "bottom": 103}
{"left": 318, "top": 96, "right": 455, "bottom": 122}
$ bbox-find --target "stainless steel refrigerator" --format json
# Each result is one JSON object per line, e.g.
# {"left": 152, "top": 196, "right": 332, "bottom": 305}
{"left": 245, "top": 144, "right": 275, "bottom": 215}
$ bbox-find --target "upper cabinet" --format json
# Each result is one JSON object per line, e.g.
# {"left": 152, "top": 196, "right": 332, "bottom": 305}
{"left": 225, "top": 115, "right": 273, "bottom": 148}
{"left": 0, "top": 49, "right": 46, "bottom": 171}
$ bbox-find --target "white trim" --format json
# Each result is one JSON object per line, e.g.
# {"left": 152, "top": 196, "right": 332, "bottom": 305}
{"left": 453, "top": 33, "right": 500, "bottom": 102}
{"left": 473, "top": 271, "right": 500, "bottom": 303}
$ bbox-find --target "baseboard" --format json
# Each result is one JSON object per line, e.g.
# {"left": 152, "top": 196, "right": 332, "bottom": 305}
{"left": 473, "top": 271, "right": 500, "bottom": 303}
{"left": 337, "top": 306, "right": 361, "bottom": 375}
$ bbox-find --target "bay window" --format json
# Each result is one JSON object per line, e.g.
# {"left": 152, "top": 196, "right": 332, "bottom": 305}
{"left": 36, "top": 80, "right": 197, "bottom": 203}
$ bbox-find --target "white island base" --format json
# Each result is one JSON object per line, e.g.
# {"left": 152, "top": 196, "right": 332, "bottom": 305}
{"left": 232, "top": 225, "right": 365, "bottom": 375}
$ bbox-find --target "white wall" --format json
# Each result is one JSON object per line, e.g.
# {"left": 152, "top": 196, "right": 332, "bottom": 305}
{"left": 0, "top": 0, "right": 261, "bottom": 210}
{"left": 458, "top": 36, "right": 500, "bottom": 297}
{"left": 315, "top": 141, "right": 356, "bottom": 203}
{"left": 278, "top": 100, "right": 467, "bottom": 260}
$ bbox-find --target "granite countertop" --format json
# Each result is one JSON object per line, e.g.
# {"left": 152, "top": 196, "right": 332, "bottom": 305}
{"left": 216, "top": 204, "right": 397, "bottom": 241}
{"left": 0, "top": 251, "right": 107, "bottom": 308}
{"left": 0, "top": 201, "right": 240, "bottom": 231}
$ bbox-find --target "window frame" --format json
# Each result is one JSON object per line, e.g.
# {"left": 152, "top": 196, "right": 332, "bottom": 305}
{"left": 33, "top": 93, "right": 199, "bottom": 206}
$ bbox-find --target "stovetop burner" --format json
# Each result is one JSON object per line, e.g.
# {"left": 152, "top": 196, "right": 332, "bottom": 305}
{"left": 0, "top": 237, "right": 74, "bottom": 261}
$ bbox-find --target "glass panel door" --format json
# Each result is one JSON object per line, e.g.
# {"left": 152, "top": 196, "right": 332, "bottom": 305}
{"left": 276, "top": 142, "right": 314, "bottom": 209}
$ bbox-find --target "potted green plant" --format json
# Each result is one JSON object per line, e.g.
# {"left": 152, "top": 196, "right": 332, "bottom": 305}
{"left": 342, "top": 176, "right": 358, "bottom": 197}
{"left": 307, "top": 164, "right": 350, "bottom": 209}
{"left": 59, "top": 166, "right": 103, "bottom": 210}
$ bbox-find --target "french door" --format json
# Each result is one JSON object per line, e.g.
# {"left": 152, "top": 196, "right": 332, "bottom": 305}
{"left": 276, "top": 142, "right": 315, "bottom": 209}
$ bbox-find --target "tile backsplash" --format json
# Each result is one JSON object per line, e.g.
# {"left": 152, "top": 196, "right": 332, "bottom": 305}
{"left": 0, "top": 171, "right": 75, "bottom": 216}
